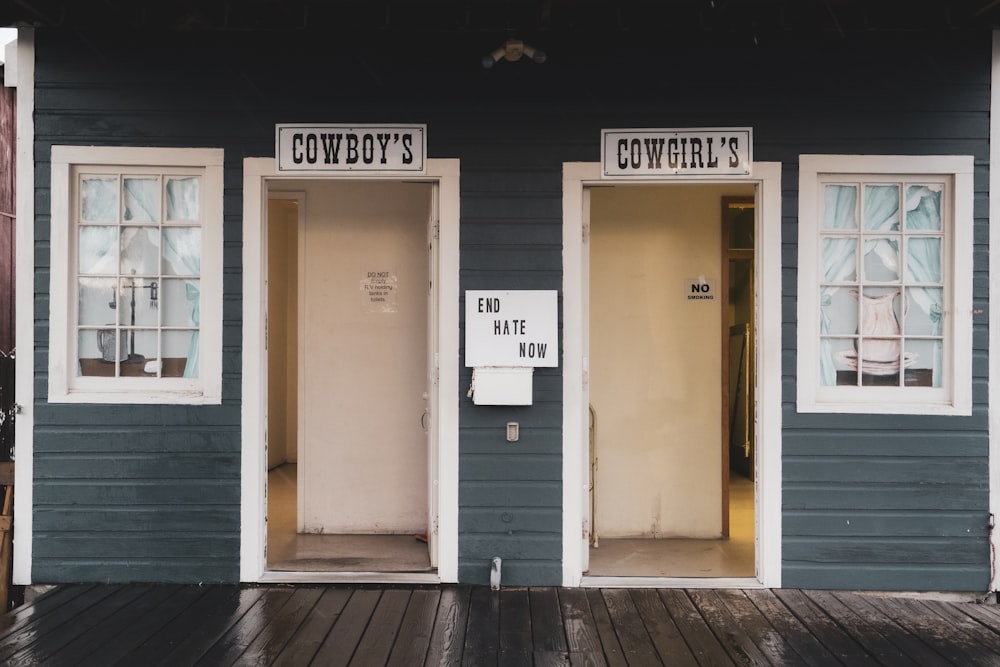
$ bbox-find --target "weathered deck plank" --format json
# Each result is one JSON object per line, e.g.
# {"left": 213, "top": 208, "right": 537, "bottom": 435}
{"left": 191, "top": 587, "right": 295, "bottom": 666}
{"left": 830, "top": 591, "right": 951, "bottom": 666}
{"left": 233, "top": 586, "right": 324, "bottom": 666}
{"left": 871, "top": 594, "right": 1000, "bottom": 666}
{"left": 657, "top": 589, "right": 736, "bottom": 666}
{"left": 584, "top": 588, "right": 628, "bottom": 666}
{"left": 464, "top": 584, "right": 501, "bottom": 666}
{"left": 73, "top": 584, "right": 201, "bottom": 667}
{"left": 311, "top": 589, "right": 381, "bottom": 666}
{"left": 154, "top": 587, "right": 267, "bottom": 667}
{"left": 557, "top": 587, "right": 606, "bottom": 665}
{"left": 600, "top": 588, "right": 661, "bottom": 665}
{"left": 425, "top": 585, "right": 471, "bottom": 666}
{"left": 740, "top": 588, "right": 841, "bottom": 666}
{"left": 386, "top": 589, "right": 441, "bottom": 667}
{"left": 769, "top": 588, "right": 880, "bottom": 666}
{"left": 499, "top": 588, "right": 534, "bottom": 667}
{"left": 1, "top": 584, "right": 999, "bottom": 666}
{"left": 3, "top": 585, "right": 145, "bottom": 667}
{"left": 688, "top": 588, "right": 781, "bottom": 666}
{"left": 797, "top": 590, "right": 920, "bottom": 666}
{"left": 353, "top": 589, "right": 413, "bottom": 666}
{"left": 272, "top": 587, "right": 353, "bottom": 667}
{"left": 629, "top": 588, "right": 699, "bottom": 666}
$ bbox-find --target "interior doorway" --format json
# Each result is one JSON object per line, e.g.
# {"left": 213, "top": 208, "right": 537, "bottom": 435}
{"left": 584, "top": 184, "right": 757, "bottom": 579}
{"left": 265, "top": 180, "right": 435, "bottom": 575}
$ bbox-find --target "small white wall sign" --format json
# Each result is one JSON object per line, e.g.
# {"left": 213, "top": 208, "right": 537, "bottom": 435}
{"left": 465, "top": 290, "right": 559, "bottom": 367}
{"left": 685, "top": 277, "right": 716, "bottom": 301}
{"left": 276, "top": 124, "right": 426, "bottom": 173}
{"left": 602, "top": 127, "right": 752, "bottom": 178}
{"left": 360, "top": 270, "right": 398, "bottom": 313}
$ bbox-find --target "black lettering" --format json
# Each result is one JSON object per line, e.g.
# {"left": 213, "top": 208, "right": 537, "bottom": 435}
{"left": 617, "top": 138, "right": 629, "bottom": 169}
{"left": 644, "top": 138, "right": 665, "bottom": 169}
{"left": 689, "top": 138, "right": 703, "bottom": 169}
{"left": 518, "top": 342, "right": 548, "bottom": 359}
{"left": 629, "top": 138, "right": 642, "bottom": 169}
{"left": 667, "top": 138, "right": 679, "bottom": 169}
{"left": 291, "top": 133, "right": 304, "bottom": 164}
{"left": 377, "top": 133, "right": 391, "bottom": 164}
{"left": 729, "top": 137, "right": 740, "bottom": 168}
{"left": 321, "top": 133, "right": 341, "bottom": 164}
{"left": 362, "top": 133, "right": 375, "bottom": 163}
{"left": 305, "top": 134, "right": 319, "bottom": 163}
{"left": 346, "top": 134, "right": 359, "bottom": 164}
{"left": 401, "top": 133, "right": 414, "bottom": 164}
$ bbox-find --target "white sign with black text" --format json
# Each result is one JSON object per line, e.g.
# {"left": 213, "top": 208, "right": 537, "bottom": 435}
{"left": 465, "top": 290, "right": 559, "bottom": 367}
{"left": 276, "top": 123, "right": 426, "bottom": 174}
{"left": 602, "top": 127, "right": 752, "bottom": 178}
{"left": 685, "top": 277, "right": 717, "bottom": 301}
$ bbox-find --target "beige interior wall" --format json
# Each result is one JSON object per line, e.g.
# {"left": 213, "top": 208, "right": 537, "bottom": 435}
{"left": 266, "top": 198, "right": 299, "bottom": 469}
{"left": 590, "top": 184, "right": 753, "bottom": 538}
{"left": 297, "top": 180, "right": 430, "bottom": 534}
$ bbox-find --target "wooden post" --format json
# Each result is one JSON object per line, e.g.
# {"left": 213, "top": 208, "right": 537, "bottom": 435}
{"left": 0, "top": 462, "right": 13, "bottom": 612}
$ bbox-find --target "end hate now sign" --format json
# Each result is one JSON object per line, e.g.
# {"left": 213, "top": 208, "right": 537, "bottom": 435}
{"left": 465, "top": 290, "right": 558, "bottom": 368}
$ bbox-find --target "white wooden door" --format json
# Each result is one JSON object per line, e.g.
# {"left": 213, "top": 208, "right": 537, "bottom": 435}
{"left": 298, "top": 180, "right": 431, "bottom": 535}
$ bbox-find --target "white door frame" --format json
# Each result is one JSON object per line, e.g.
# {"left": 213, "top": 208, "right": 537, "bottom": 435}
{"left": 989, "top": 29, "right": 999, "bottom": 593}
{"left": 240, "top": 157, "right": 460, "bottom": 583}
{"left": 561, "top": 161, "right": 783, "bottom": 588}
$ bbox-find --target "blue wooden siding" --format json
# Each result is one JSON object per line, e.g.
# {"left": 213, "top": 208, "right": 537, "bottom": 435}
{"left": 30, "top": 27, "right": 992, "bottom": 588}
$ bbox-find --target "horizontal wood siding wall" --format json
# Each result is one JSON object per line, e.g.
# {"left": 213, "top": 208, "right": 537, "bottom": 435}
{"left": 30, "top": 27, "right": 992, "bottom": 588}
{"left": 31, "top": 33, "right": 251, "bottom": 583}
{"left": 775, "top": 40, "right": 993, "bottom": 590}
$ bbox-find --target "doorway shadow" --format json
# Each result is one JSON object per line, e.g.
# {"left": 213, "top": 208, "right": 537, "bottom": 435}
{"left": 266, "top": 463, "right": 433, "bottom": 573}
{"left": 586, "top": 471, "right": 754, "bottom": 578}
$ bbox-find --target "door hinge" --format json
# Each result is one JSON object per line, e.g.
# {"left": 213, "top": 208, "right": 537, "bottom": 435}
{"left": 582, "top": 519, "right": 590, "bottom": 540}
{"left": 433, "top": 516, "right": 439, "bottom": 535}
{"left": 582, "top": 222, "right": 590, "bottom": 243}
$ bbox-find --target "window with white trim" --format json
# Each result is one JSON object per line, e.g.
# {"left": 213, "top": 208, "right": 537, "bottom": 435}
{"left": 49, "top": 146, "right": 223, "bottom": 404}
{"left": 796, "top": 155, "right": 973, "bottom": 415}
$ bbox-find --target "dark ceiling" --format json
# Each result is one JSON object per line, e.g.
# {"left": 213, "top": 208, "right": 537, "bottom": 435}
{"left": 2, "top": 0, "right": 1000, "bottom": 40}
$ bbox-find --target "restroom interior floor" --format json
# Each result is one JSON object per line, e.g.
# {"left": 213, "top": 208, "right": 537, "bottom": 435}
{"left": 266, "top": 463, "right": 433, "bottom": 573}
{"left": 586, "top": 472, "right": 755, "bottom": 578}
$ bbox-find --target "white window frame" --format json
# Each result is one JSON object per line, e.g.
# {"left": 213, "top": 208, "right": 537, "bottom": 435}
{"left": 48, "top": 146, "right": 224, "bottom": 404}
{"left": 796, "top": 154, "right": 973, "bottom": 415}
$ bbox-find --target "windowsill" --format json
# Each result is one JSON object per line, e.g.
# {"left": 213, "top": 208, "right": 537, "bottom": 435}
{"left": 79, "top": 357, "right": 187, "bottom": 377}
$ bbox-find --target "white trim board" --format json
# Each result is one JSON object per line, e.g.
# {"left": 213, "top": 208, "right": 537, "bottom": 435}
{"left": 989, "top": 29, "right": 1000, "bottom": 593}
{"left": 561, "top": 162, "right": 783, "bottom": 588}
{"left": 240, "top": 158, "right": 460, "bottom": 583}
{"left": 12, "top": 29, "right": 34, "bottom": 585}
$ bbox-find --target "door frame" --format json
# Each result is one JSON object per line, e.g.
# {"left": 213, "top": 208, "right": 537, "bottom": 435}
{"left": 561, "top": 161, "right": 783, "bottom": 588}
{"left": 240, "top": 157, "right": 460, "bottom": 583}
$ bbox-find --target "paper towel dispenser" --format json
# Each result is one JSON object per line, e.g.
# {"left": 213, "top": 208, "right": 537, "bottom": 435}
{"left": 468, "top": 367, "right": 533, "bottom": 406}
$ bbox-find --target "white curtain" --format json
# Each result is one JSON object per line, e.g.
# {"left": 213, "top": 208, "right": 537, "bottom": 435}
{"left": 164, "top": 178, "right": 201, "bottom": 378}
{"left": 819, "top": 184, "right": 900, "bottom": 385}
{"left": 903, "top": 185, "right": 944, "bottom": 387}
{"left": 819, "top": 183, "right": 943, "bottom": 387}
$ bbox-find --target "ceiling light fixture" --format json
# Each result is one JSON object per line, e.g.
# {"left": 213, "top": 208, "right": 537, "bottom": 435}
{"left": 482, "top": 38, "right": 547, "bottom": 68}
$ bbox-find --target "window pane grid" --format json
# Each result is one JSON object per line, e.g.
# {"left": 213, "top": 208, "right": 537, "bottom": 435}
{"left": 818, "top": 177, "right": 946, "bottom": 389}
{"left": 74, "top": 170, "right": 201, "bottom": 380}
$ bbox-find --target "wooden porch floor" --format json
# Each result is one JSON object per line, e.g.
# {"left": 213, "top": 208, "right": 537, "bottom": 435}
{"left": 0, "top": 584, "right": 999, "bottom": 666}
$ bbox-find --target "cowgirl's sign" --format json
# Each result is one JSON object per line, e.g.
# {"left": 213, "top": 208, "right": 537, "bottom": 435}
{"left": 602, "top": 127, "right": 752, "bottom": 178}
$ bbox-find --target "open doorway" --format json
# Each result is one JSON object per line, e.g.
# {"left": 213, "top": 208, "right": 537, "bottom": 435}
{"left": 584, "top": 184, "right": 757, "bottom": 578}
{"left": 265, "top": 180, "right": 435, "bottom": 575}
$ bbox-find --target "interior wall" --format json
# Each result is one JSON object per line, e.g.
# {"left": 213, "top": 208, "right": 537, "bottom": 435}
{"left": 266, "top": 198, "right": 299, "bottom": 468}
{"left": 296, "top": 180, "right": 430, "bottom": 534}
{"left": 590, "top": 184, "right": 754, "bottom": 538}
